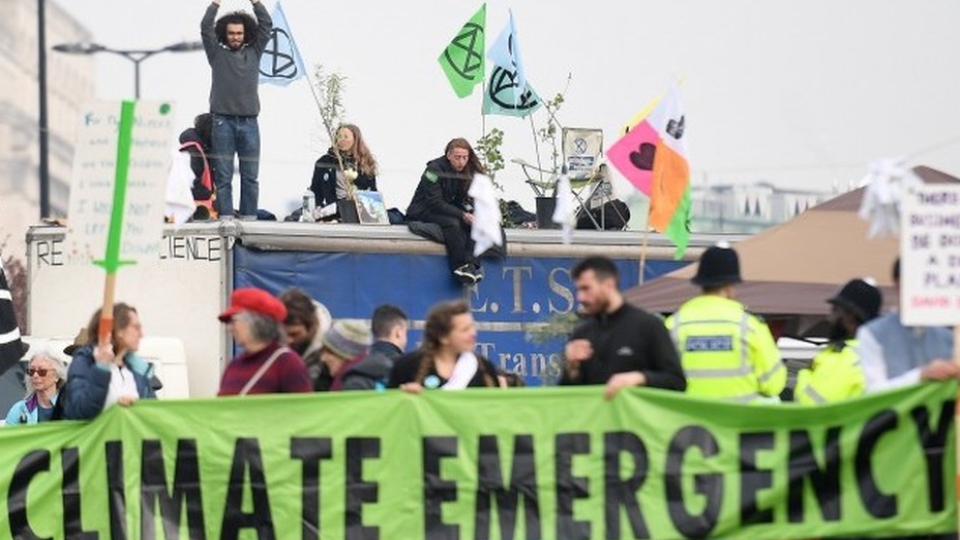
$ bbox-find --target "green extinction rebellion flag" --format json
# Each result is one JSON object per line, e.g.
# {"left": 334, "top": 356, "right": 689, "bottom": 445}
{"left": 0, "top": 384, "right": 955, "bottom": 540}
{"left": 438, "top": 4, "right": 486, "bottom": 98}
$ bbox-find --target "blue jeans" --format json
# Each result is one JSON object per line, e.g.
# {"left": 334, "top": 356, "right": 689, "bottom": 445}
{"left": 212, "top": 114, "right": 260, "bottom": 217}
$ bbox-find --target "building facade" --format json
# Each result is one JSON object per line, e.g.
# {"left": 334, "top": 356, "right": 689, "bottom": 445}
{"left": 690, "top": 182, "right": 834, "bottom": 233}
{"left": 627, "top": 181, "right": 843, "bottom": 234}
{"left": 0, "top": 0, "right": 93, "bottom": 260}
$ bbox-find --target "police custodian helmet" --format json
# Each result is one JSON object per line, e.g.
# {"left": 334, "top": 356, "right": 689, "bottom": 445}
{"left": 691, "top": 243, "right": 742, "bottom": 288}
{"left": 827, "top": 278, "right": 882, "bottom": 322}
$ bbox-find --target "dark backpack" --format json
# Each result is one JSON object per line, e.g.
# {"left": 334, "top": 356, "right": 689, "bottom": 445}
{"left": 576, "top": 199, "right": 631, "bottom": 230}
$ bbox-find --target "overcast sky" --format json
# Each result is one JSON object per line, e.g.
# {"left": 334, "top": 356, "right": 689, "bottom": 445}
{"left": 55, "top": 0, "right": 960, "bottom": 216}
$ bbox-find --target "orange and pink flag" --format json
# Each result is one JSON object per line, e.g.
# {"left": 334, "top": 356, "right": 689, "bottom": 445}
{"left": 607, "top": 84, "right": 691, "bottom": 258}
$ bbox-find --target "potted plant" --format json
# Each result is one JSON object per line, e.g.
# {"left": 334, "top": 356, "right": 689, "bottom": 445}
{"left": 528, "top": 92, "right": 566, "bottom": 229}
{"left": 312, "top": 65, "right": 359, "bottom": 222}
{"left": 476, "top": 127, "right": 520, "bottom": 228}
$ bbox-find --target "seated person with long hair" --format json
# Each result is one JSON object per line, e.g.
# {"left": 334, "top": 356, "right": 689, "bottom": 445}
{"left": 309, "top": 124, "right": 378, "bottom": 220}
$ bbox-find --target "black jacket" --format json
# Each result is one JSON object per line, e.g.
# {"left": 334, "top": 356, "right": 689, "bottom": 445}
{"left": 179, "top": 127, "right": 214, "bottom": 199}
{"left": 370, "top": 340, "right": 404, "bottom": 361}
{"left": 406, "top": 156, "right": 473, "bottom": 221}
{"left": 310, "top": 149, "right": 377, "bottom": 208}
{"left": 387, "top": 350, "right": 499, "bottom": 389}
{"left": 337, "top": 354, "right": 393, "bottom": 391}
{"left": 560, "top": 303, "right": 686, "bottom": 391}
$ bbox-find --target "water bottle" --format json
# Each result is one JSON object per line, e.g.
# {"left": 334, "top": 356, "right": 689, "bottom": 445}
{"left": 299, "top": 191, "right": 315, "bottom": 222}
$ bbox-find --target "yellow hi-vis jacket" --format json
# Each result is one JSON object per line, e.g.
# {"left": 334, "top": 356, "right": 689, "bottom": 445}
{"left": 794, "top": 339, "right": 865, "bottom": 405}
{"left": 665, "top": 295, "right": 785, "bottom": 402}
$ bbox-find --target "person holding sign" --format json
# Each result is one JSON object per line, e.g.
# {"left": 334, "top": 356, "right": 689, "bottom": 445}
{"left": 561, "top": 257, "right": 686, "bottom": 398}
{"left": 388, "top": 300, "right": 504, "bottom": 391}
{"left": 309, "top": 124, "right": 379, "bottom": 220}
{"left": 856, "top": 258, "right": 958, "bottom": 391}
{"left": 62, "top": 304, "right": 157, "bottom": 420}
{"left": 201, "top": 0, "right": 272, "bottom": 220}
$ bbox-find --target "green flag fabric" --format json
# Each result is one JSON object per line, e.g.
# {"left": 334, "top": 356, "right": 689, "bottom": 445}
{"left": 483, "top": 65, "right": 543, "bottom": 118}
{"left": 0, "top": 383, "right": 955, "bottom": 540}
{"left": 438, "top": 4, "right": 486, "bottom": 98}
{"left": 665, "top": 184, "right": 692, "bottom": 258}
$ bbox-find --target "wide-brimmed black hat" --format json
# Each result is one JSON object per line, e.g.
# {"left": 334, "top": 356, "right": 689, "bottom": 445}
{"left": 691, "top": 244, "right": 742, "bottom": 288}
{"left": 828, "top": 279, "right": 882, "bottom": 322}
{"left": 63, "top": 327, "right": 87, "bottom": 356}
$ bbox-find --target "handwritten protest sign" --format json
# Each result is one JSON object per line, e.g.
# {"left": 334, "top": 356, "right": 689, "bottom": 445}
{"left": 900, "top": 184, "right": 960, "bottom": 326}
{"left": 64, "top": 101, "right": 174, "bottom": 268}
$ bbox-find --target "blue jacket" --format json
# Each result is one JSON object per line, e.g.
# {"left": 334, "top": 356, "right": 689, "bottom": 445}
{"left": 62, "top": 346, "right": 156, "bottom": 420}
{"left": 5, "top": 393, "right": 59, "bottom": 426}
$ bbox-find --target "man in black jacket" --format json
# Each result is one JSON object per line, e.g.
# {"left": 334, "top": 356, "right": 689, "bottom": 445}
{"left": 407, "top": 138, "right": 487, "bottom": 284}
{"left": 561, "top": 256, "right": 686, "bottom": 398}
{"left": 369, "top": 304, "right": 408, "bottom": 361}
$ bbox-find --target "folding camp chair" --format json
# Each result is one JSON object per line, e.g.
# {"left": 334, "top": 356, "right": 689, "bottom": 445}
{"left": 562, "top": 128, "right": 628, "bottom": 230}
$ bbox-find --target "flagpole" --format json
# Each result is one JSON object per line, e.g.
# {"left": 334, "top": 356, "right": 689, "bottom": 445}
{"left": 96, "top": 100, "right": 137, "bottom": 347}
{"left": 528, "top": 115, "right": 544, "bottom": 185}
{"left": 480, "top": 77, "right": 486, "bottom": 139}
{"left": 638, "top": 225, "right": 650, "bottom": 287}
{"left": 955, "top": 326, "right": 959, "bottom": 536}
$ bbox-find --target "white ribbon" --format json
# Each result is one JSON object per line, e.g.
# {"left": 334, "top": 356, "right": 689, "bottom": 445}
{"left": 442, "top": 352, "right": 479, "bottom": 390}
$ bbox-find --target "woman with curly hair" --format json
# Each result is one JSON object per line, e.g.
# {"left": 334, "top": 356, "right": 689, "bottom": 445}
{"left": 310, "top": 124, "right": 379, "bottom": 219}
{"left": 388, "top": 300, "right": 503, "bottom": 391}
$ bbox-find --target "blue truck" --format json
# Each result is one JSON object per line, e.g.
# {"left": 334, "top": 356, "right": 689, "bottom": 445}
{"left": 22, "top": 222, "right": 732, "bottom": 399}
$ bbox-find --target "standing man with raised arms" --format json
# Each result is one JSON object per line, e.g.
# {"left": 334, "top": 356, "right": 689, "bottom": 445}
{"left": 201, "top": 0, "right": 272, "bottom": 220}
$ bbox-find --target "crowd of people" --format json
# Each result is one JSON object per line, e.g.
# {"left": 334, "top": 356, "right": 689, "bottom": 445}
{"left": 6, "top": 246, "right": 957, "bottom": 426}
{"left": 13, "top": 0, "right": 954, "bottom": 425}
{"left": 180, "top": 0, "right": 496, "bottom": 284}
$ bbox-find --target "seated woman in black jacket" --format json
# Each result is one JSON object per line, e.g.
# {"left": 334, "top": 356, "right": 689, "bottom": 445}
{"left": 406, "top": 138, "right": 486, "bottom": 284}
{"left": 309, "top": 124, "right": 378, "bottom": 219}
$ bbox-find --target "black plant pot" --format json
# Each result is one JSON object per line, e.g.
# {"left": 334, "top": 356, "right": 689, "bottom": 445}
{"left": 536, "top": 197, "right": 559, "bottom": 229}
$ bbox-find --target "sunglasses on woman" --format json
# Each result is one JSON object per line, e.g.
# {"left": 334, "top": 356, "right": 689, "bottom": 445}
{"left": 27, "top": 368, "right": 50, "bottom": 377}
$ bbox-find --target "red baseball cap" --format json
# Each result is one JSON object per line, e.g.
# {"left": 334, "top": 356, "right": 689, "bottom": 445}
{"left": 218, "top": 288, "right": 288, "bottom": 323}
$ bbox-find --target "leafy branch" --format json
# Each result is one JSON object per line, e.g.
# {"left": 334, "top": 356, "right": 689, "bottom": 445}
{"left": 525, "top": 74, "right": 572, "bottom": 198}
{"left": 311, "top": 64, "right": 353, "bottom": 196}
{"left": 475, "top": 127, "right": 505, "bottom": 189}
{"left": 536, "top": 92, "right": 566, "bottom": 177}
{"left": 476, "top": 128, "right": 520, "bottom": 228}
{"left": 525, "top": 311, "right": 579, "bottom": 345}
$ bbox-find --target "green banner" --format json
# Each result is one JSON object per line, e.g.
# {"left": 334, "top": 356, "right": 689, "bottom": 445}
{"left": 1, "top": 383, "right": 955, "bottom": 540}
{"left": 438, "top": 4, "right": 486, "bottom": 99}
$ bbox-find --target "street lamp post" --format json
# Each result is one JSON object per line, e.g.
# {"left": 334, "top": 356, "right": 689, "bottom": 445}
{"left": 37, "top": 0, "right": 50, "bottom": 219}
{"left": 53, "top": 40, "right": 204, "bottom": 99}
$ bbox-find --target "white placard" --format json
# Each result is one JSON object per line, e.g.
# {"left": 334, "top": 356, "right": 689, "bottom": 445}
{"left": 563, "top": 127, "right": 603, "bottom": 180}
{"left": 64, "top": 101, "right": 175, "bottom": 266}
{"left": 900, "top": 184, "right": 960, "bottom": 326}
